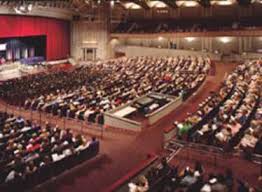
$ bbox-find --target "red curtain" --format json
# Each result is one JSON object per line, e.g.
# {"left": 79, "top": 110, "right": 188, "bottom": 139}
{"left": 0, "top": 15, "right": 70, "bottom": 61}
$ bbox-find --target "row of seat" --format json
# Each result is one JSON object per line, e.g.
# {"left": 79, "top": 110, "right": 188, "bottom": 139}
{"left": 174, "top": 60, "right": 261, "bottom": 153}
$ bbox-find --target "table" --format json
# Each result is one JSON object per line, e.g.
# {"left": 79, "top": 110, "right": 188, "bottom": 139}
{"left": 113, "top": 106, "right": 137, "bottom": 118}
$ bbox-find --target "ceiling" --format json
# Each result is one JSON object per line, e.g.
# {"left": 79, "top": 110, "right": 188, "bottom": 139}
{"left": 0, "top": 0, "right": 261, "bottom": 15}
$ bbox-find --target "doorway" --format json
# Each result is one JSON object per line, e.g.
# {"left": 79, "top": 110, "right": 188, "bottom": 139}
{"left": 82, "top": 47, "right": 97, "bottom": 61}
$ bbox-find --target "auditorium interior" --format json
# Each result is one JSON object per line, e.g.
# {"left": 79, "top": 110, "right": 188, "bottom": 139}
{"left": 0, "top": 0, "right": 261, "bottom": 191}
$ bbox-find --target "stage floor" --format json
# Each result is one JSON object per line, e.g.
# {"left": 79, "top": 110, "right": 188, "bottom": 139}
{"left": 0, "top": 62, "right": 44, "bottom": 81}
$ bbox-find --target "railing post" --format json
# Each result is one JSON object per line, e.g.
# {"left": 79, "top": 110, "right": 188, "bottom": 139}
{"left": 214, "top": 153, "right": 217, "bottom": 168}
{"left": 19, "top": 103, "right": 22, "bottom": 116}
{"left": 5, "top": 102, "right": 7, "bottom": 113}
{"left": 30, "top": 109, "right": 33, "bottom": 122}
{"left": 39, "top": 110, "right": 42, "bottom": 126}
{"left": 186, "top": 147, "right": 189, "bottom": 160}
{"left": 101, "top": 125, "right": 104, "bottom": 139}
{"left": 63, "top": 117, "right": 66, "bottom": 129}
{"left": 259, "top": 158, "right": 262, "bottom": 177}
{"left": 81, "top": 119, "right": 84, "bottom": 134}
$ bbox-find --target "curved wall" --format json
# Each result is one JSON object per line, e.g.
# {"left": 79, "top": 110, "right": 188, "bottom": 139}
{"left": 0, "top": 15, "right": 70, "bottom": 60}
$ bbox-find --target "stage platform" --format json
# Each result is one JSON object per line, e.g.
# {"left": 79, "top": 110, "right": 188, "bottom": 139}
{"left": 0, "top": 62, "right": 45, "bottom": 81}
{"left": 104, "top": 92, "right": 182, "bottom": 132}
{"left": 0, "top": 59, "right": 73, "bottom": 82}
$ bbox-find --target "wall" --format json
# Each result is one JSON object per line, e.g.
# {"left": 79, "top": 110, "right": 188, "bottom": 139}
{"left": 71, "top": 20, "right": 109, "bottom": 60}
{"left": 110, "top": 36, "right": 262, "bottom": 55}
{"left": 71, "top": 5, "right": 110, "bottom": 60}
{"left": 0, "top": 15, "right": 70, "bottom": 60}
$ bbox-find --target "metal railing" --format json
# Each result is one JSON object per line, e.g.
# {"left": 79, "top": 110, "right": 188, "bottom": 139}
{"left": 0, "top": 100, "right": 105, "bottom": 139}
{"left": 164, "top": 139, "right": 262, "bottom": 186}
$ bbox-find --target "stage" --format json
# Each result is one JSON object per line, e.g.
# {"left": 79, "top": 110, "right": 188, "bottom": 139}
{"left": 104, "top": 92, "right": 183, "bottom": 132}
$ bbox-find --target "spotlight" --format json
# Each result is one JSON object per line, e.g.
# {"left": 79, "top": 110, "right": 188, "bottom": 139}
{"left": 28, "top": 4, "right": 33, "bottom": 11}
{"left": 13, "top": 3, "right": 33, "bottom": 14}
{"left": 20, "top": 5, "right": 26, "bottom": 11}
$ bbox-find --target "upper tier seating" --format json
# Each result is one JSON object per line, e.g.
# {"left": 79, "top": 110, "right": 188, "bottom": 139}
{"left": 0, "top": 56, "right": 210, "bottom": 124}
{"left": 174, "top": 60, "right": 261, "bottom": 153}
{"left": 114, "top": 17, "right": 262, "bottom": 34}
{"left": 0, "top": 112, "right": 99, "bottom": 191}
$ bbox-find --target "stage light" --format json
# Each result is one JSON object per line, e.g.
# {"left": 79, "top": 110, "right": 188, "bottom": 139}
{"left": 13, "top": 3, "right": 33, "bottom": 14}
{"left": 14, "top": 7, "right": 23, "bottom": 14}
{"left": 28, "top": 4, "right": 33, "bottom": 11}
{"left": 185, "top": 37, "right": 196, "bottom": 42}
{"left": 20, "top": 5, "right": 26, "bottom": 11}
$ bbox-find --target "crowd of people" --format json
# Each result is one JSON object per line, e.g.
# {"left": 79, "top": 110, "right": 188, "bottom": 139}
{"left": 0, "top": 56, "right": 210, "bottom": 124}
{"left": 129, "top": 158, "right": 256, "bottom": 192}
{"left": 0, "top": 111, "right": 99, "bottom": 190}
{"left": 175, "top": 60, "right": 261, "bottom": 153}
{"left": 238, "top": 103, "right": 262, "bottom": 155}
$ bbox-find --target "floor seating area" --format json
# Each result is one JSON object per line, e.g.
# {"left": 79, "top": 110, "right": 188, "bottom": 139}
{"left": 237, "top": 103, "right": 262, "bottom": 155}
{"left": 0, "top": 111, "right": 99, "bottom": 191}
{"left": 0, "top": 56, "right": 210, "bottom": 124}
{"left": 174, "top": 60, "right": 261, "bottom": 154}
{"left": 127, "top": 158, "right": 257, "bottom": 192}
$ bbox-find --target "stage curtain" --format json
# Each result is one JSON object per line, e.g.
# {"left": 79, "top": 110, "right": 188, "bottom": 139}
{"left": 0, "top": 15, "right": 70, "bottom": 61}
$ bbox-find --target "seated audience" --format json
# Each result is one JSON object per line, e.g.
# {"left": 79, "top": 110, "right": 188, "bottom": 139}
{"left": 0, "top": 111, "right": 99, "bottom": 190}
{"left": 0, "top": 56, "right": 210, "bottom": 125}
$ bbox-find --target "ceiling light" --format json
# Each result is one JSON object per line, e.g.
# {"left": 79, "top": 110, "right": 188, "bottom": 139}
{"left": 110, "top": 0, "right": 115, "bottom": 7}
{"left": 211, "top": 0, "right": 235, "bottom": 5}
{"left": 158, "top": 36, "right": 164, "bottom": 41}
{"left": 124, "top": 2, "right": 142, "bottom": 9}
{"left": 148, "top": 1, "right": 167, "bottom": 8}
{"left": 185, "top": 37, "right": 196, "bottom": 42}
{"left": 176, "top": 0, "right": 199, "bottom": 7}
{"left": 219, "top": 37, "right": 232, "bottom": 44}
